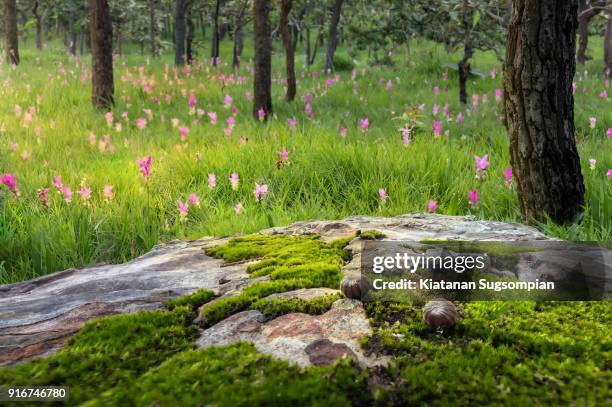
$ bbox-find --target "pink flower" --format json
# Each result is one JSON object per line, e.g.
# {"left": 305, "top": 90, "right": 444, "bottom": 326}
{"left": 474, "top": 155, "right": 490, "bottom": 172}
{"left": 188, "top": 94, "right": 196, "bottom": 110}
{"left": 503, "top": 167, "right": 513, "bottom": 186}
{"left": 495, "top": 89, "right": 503, "bottom": 102}
{"left": 432, "top": 104, "right": 439, "bottom": 116}
{"left": 490, "top": 67, "right": 497, "bottom": 79}
{"left": 224, "top": 94, "right": 232, "bottom": 108}
{"left": 279, "top": 147, "right": 289, "bottom": 163}
{"left": 340, "top": 127, "right": 348, "bottom": 137}
{"left": 226, "top": 116, "right": 235, "bottom": 129}
{"left": 572, "top": 82, "right": 577, "bottom": 93}
{"left": 360, "top": 117, "right": 369, "bottom": 132}
{"left": 254, "top": 183, "right": 268, "bottom": 201}
{"left": 62, "top": 186, "right": 73, "bottom": 202}
{"left": 208, "top": 173, "right": 216, "bottom": 189}
{"left": 179, "top": 126, "right": 189, "bottom": 141}
{"left": 589, "top": 117, "right": 597, "bottom": 129}
{"left": 589, "top": 159, "right": 596, "bottom": 170}
{"left": 468, "top": 189, "right": 480, "bottom": 209}
{"left": 53, "top": 176, "right": 63, "bottom": 190}
{"left": 305, "top": 103, "right": 313, "bottom": 118}
{"left": 78, "top": 184, "right": 91, "bottom": 202}
{"left": 258, "top": 108, "right": 266, "bottom": 122}
{"left": 137, "top": 156, "right": 152, "bottom": 179}
{"left": 115, "top": 123, "right": 122, "bottom": 133}
{"left": 38, "top": 188, "right": 49, "bottom": 207}
{"left": 607, "top": 169, "right": 612, "bottom": 178}
{"left": 385, "top": 80, "right": 393, "bottom": 91}
{"left": 136, "top": 118, "right": 147, "bottom": 129}
{"left": 287, "top": 118, "right": 297, "bottom": 129}
{"left": 433, "top": 85, "right": 439, "bottom": 96}
{"left": 428, "top": 200, "right": 438, "bottom": 213}
{"left": 177, "top": 200, "right": 189, "bottom": 222}
{"left": 234, "top": 202, "right": 244, "bottom": 214}
{"left": 208, "top": 111, "right": 217, "bottom": 125}
{"left": 433, "top": 120, "right": 442, "bottom": 137}
{"left": 230, "top": 172, "right": 240, "bottom": 190}
{"left": 188, "top": 193, "right": 200, "bottom": 207}
{"left": 402, "top": 127, "right": 412, "bottom": 146}
{"left": 457, "top": 112, "right": 463, "bottom": 123}
{"left": 607, "top": 128, "right": 612, "bottom": 139}
{"left": 105, "top": 111, "right": 114, "bottom": 127}
{"left": 103, "top": 185, "right": 114, "bottom": 203}
{"left": 1, "top": 173, "right": 19, "bottom": 195}
{"left": 378, "top": 188, "right": 387, "bottom": 204}
{"left": 599, "top": 90, "right": 608, "bottom": 100}
{"left": 472, "top": 94, "right": 479, "bottom": 108}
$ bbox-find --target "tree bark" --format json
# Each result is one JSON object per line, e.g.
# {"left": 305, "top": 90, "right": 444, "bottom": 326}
{"left": 149, "top": 0, "right": 158, "bottom": 56}
{"left": 577, "top": 0, "right": 606, "bottom": 64}
{"left": 504, "top": 0, "right": 585, "bottom": 224}
{"left": 174, "top": 0, "right": 187, "bottom": 66}
{"left": 605, "top": 7, "right": 612, "bottom": 74}
{"left": 253, "top": 0, "right": 273, "bottom": 120}
{"left": 89, "top": 0, "right": 114, "bottom": 110}
{"left": 232, "top": 8, "right": 245, "bottom": 69}
{"left": 32, "top": 0, "right": 43, "bottom": 50}
{"left": 4, "top": 0, "right": 19, "bottom": 65}
{"left": 186, "top": 2, "right": 195, "bottom": 63}
{"left": 458, "top": 0, "right": 473, "bottom": 104}
{"left": 68, "top": 3, "right": 78, "bottom": 55}
{"left": 280, "top": 0, "right": 296, "bottom": 101}
{"left": 324, "top": 0, "right": 344, "bottom": 72}
{"left": 211, "top": 0, "right": 221, "bottom": 65}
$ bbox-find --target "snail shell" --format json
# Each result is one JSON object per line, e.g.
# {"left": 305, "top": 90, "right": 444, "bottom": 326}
{"left": 423, "top": 299, "right": 459, "bottom": 329}
{"left": 340, "top": 278, "right": 366, "bottom": 300}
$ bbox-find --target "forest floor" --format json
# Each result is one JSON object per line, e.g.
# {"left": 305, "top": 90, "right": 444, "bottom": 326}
{"left": 0, "top": 38, "right": 610, "bottom": 286}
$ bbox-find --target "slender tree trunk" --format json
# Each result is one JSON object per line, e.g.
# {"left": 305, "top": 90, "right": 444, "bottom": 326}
{"left": 577, "top": 0, "right": 606, "bottom": 64}
{"left": 211, "top": 0, "right": 221, "bottom": 65}
{"left": 280, "top": 0, "right": 296, "bottom": 101}
{"left": 174, "top": 0, "right": 187, "bottom": 66}
{"left": 504, "top": 0, "right": 584, "bottom": 224}
{"left": 32, "top": 0, "right": 43, "bottom": 50}
{"left": 4, "top": 0, "right": 20, "bottom": 65}
{"left": 186, "top": 2, "right": 194, "bottom": 62}
{"left": 68, "top": 4, "right": 78, "bottom": 55}
{"left": 199, "top": 12, "right": 206, "bottom": 37}
{"left": 458, "top": 0, "right": 473, "bottom": 104}
{"left": 310, "top": 19, "right": 324, "bottom": 65}
{"left": 305, "top": 27, "right": 311, "bottom": 66}
{"left": 324, "top": 0, "right": 344, "bottom": 72}
{"left": 253, "top": 0, "right": 272, "bottom": 120}
{"left": 89, "top": 0, "right": 114, "bottom": 110}
{"left": 232, "top": 9, "right": 245, "bottom": 69}
{"left": 149, "top": 0, "right": 157, "bottom": 56}
{"left": 605, "top": 8, "right": 612, "bottom": 74}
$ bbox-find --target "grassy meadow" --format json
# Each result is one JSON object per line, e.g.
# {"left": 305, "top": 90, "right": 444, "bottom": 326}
{"left": 1, "top": 37, "right": 611, "bottom": 284}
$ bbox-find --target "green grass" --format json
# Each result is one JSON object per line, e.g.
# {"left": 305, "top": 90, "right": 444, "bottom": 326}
{"left": 0, "top": 37, "right": 610, "bottom": 286}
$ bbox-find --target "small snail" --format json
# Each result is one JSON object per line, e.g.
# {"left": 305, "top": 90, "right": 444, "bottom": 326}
{"left": 423, "top": 299, "right": 459, "bottom": 329}
{"left": 340, "top": 278, "right": 367, "bottom": 300}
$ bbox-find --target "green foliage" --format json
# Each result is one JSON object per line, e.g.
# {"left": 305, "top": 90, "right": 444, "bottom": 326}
{"left": 200, "top": 234, "right": 347, "bottom": 325}
{"left": 251, "top": 293, "right": 342, "bottom": 318}
{"left": 165, "top": 288, "right": 216, "bottom": 310}
{"left": 359, "top": 229, "right": 386, "bottom": 240}
{"left": 331, "top": 53, "right": 355, "bottom": 71}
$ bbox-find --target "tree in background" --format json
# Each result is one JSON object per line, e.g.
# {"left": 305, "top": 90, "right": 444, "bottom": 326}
{"left": 280, "top": 0, "right": 296, "bottom": 101}
{"left": 606, "top": 3, "right": 612, "bottom": 72}
{"left": 252, "top": 0, "right": 272, "bottom": 120}
{"left": 324, "top": 0, "right": 344, "bottom": 72}
{"left": 504, "top": 0, "right": 585, "bottom": 224}
{"left": 174, "top": 0, "right": 187, "bottom": 65}
{"left": 211, "top": 0, "right": 222, "bottom": 65}
{"left": 89, "top": 0, "right": 115, "bottom": 110}
{"left": 577, "top": 0, "right": 607, "bottom": 64}
{"left": 228, "top": 0, "right": 251, "bottom": 69}
{"left": 4, "top": 0, "right": 20, "bottom": 65}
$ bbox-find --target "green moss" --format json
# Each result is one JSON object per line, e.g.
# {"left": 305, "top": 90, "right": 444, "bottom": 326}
{"left": 359, "top": 230, "right": 386, "bottom": 240}
{"left": 165, "top": 288, "right": 216, "bottom": 311}
{"left": 0, "top": 306, "right": 198, "bottom": 405}
{"left": 251, "top": 293, "right": 342, "bottom": 319}
{"left": 200, "top": 234, "right": 347, "bottom": 326}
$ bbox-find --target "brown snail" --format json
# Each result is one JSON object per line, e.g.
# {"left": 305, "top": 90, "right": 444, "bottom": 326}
{"left": 340, "top": 278, "right": 368, "bottom": 300}
{"left": 423, "top": 299, "right": 459, "bottom": 329}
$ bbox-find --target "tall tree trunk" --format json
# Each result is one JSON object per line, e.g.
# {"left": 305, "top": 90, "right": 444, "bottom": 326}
{"left": 504, "top": 0, "right": 584, "bottom": 224}
{"left": 89, "top": 0, "right": 114, "bottom": 110}
{"left": 68, "top": 4, "right": 78, "bottom": 55}
{"left": 174, "top": 0, "right": 187, "bottom": 66}
{"left": 253, "top": 0, "right": 272, "bottom": 120}
{"left": 4, "top": 0, "right": 19, "bottom": 65}
{"left": 605, "top": 8, "right": 612, "bottom": 74}
{"left": 324, "top": 0, "right": 344, "bottom": 72}
{"left": 149, "top": 0, "right": 157, "bottom": 56}
{"left": 32, "top": 0, "right": 43, "bottom": 50}
{"left": 211, "top": 0, "right": 221, "bottom": 65}
{"left": 186, "top": 2, "right": 194, "bottom": 62}
{"left": 577, "top": 0, "right": 606, "bottom": 64}
{"left": 305, "top": 27, "right": 311, "bottom": 66}
{"left": 310, "top": 17, "right": 324, "bottom": 66}
{"left": 232, "top": 9, "right": 245, "bottom": 69}
{"left": 458, "top": 0, "right": 473, "bottom": 104}
{"left": 280, "top": 0, "right": 296, "bottom": 101}
{"left": 199, "top": 12, "right": 206, "bottom": 37}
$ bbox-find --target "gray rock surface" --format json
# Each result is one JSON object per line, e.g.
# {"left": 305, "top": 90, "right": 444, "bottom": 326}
{"left": 0, "top": 214, "right": 549, "bottom": 365}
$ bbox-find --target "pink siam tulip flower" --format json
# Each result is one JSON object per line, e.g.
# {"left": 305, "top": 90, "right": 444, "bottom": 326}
{"left": 258, "top": 108, "right": 266, "bottom": 122}
{"left": 188, "top": 193, "right": 200, "bottom": 207}
{"left": 607, "top": 169, "right": 612, "bottom": 178}
{"left": 38, "top": 188, "right": 49, "bottom": 208}
{"left": 589, "top": 117, "right": 597, "bottom": 129}
{"left": 103, "top": 185, "right": 114, "bottom": 203}
{"left": 14, "top": 105, "right": 22, "bottom": 117}
{"left": 360, "top": 117, "right": 369, "bottom": 132}
{"left": 472, "top": 94, "right": 479, "bottom": 108}
{"left": 280, "top": 147, "right": 289, "bottom": 163}
{"left": 428, "top": 200, "right": 438, "bottom": 213}
{"left": 188, "top": 94, "right": 196, "bottom": 110}
{"left": 62, "top": 186, "right": 73, "bottom": 202}
{"left": 495, "top": 89, "right": 503, "bottom": 102}
{"left": 78, "top": 184, "right": 91, "bottom": 202}
{"left": 402, "top": 127, "right": 412, "bottom": 146}
{"left": 608, "top": 128, "right": 612, "bottom": 139}
{"left": 468, "top": 189, "right": 480, "bottom": 209}
{"left": 136, "top": 118, "right": 147, "bottom": 129}
{"left": 305, "top": 103, "right": 313, "bottom": 118}
{"left": 287, "top": 118, "right": 297, "bottom": 129}
{"left": 254, "top": 183, "right": 268, "bottom": 201}
{"left": 105, "top": 111, "right": 114, "bottom": 127}
{"left": 433, "top": 120, "right": 442, "bottom": 137}
{"left": 224, "top": 95, "right": 232, "bottom": 108}
{"left": 232, "top": 107, "right": 238, "bottom": 116}
{"left": 379, "top": 188, "right": 387, "bottom": 204}
{"left": 53, "top": 176, "right": 63, "bottom": 189}
{"left": 234, "top": 202, "right": 244, "bottom": 214}
{"left": 177, "top": 200, "right": 189, "bottom": 222}
{"left": 433, "top": 85, "right": 440, "bottom": 96}
{"left": 385, "top": 80, "right": 393, "bottom": 91}
{"left": 137, "top": 156, "right": 152, "bottom": 179}
{"left": 115, "top": 123, "right": 122, "bottom": 133}
{"left": 599, "top": 90, "right": 608, "bottom": 100}
{"left": 589, "top": 159, "right": 596, "bottom": 170}
{"left": 208, "top": 173, "right": 216, "bottom": 189}
{"left": 474, "top": 155, "right": 490, "bottom": 172}
{"left": 457, "top": 112, "right": 463, "bottom": 123}
{"left": 572, "top": 82, "right": 577, "bottom": 93}
{"left": 208, "top": 112, "right": 217, "bottom": 125}
{"left": 432, "top": 104, "right": 439, "bottom": 116}
{"left": 179, "top": 126, "right": 189, "bottom": 141}
{"left": 1, "top": 173, "right": 19, "bottom": 195}
{"left": 340, "top": 127, "right": 348, "bottom": 137}
{"left": 230, "top": 172, "right": 240, "bottom": 190}
{"left": 223, "top": 127, "right": 233, "bottom": 137}
{"left": 226, "top": 116, "right": 235, "bottom": 129}
{"left": 503, "top": 167, "right": 513, "bottom": 187}
{"left": 482, "top": 94, "right": 488, "bottom": 104}
{"left": 490, "top": 67, "right": 497, "bottom": 79}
